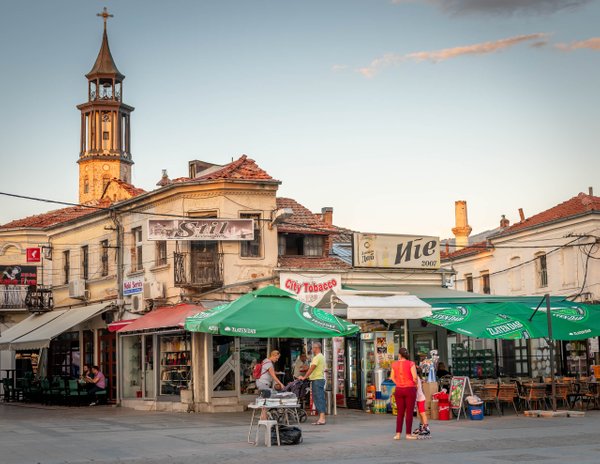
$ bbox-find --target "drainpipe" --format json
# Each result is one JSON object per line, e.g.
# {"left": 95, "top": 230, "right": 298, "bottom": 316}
{"left": 111, "top": 208, "right": 125, "bottom": 405}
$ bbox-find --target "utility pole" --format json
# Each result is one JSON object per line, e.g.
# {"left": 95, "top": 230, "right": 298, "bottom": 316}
{"left": 111, "top": 209, "right": 124, "bottom": 311}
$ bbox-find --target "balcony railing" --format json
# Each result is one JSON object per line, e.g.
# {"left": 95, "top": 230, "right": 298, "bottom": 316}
{"left": 174, "top": 251, "right": 224, "bottom": 289}
{"left": 0, "top": 286, "right": 28, "bottom": 309}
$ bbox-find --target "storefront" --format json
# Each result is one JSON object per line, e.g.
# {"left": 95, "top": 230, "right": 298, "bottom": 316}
{"left": 116, "top": 303, "right": 200, "bottom": 411}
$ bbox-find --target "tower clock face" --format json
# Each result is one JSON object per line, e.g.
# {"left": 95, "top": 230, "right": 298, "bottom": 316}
{"left": 102, "top": 113, "right": 110, "bottom": 122}
{"left": 103, "top": 164, "right": 110, "bottom": 171}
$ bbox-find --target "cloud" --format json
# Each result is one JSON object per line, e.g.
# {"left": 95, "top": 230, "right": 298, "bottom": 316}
{"left": 331, "top": 64, "right": 349, "bottom": 72}
{"left": 359, "top": 33, "right": 547, "bottom": 77}
{"left": 391, "top": 0, "right": 591, "bottom": 15}
{"left": 555, "top": 37, "right": 600, "bottom": 51}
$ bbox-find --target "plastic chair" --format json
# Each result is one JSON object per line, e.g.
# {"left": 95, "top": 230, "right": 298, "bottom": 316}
{"left": 255, "top": 420, "right": 280, "bottom": 447}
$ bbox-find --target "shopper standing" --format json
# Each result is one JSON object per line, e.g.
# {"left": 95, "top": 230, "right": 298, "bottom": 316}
{"left": 300, "top": 342, "right": 326, "bottom": 425}
{"left": 390, "top": 347, "right": 418, "bottom": 440}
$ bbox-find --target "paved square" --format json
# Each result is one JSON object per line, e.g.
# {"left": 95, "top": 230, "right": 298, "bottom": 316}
{"left": 1, "top": 404, "right": 598, "bottom": 464}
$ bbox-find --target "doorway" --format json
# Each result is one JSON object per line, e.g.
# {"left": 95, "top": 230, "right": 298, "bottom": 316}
{"left": 413, "top": 332, "right": 436, "bottom": 364}
{"left": 212, "top": 336, "right": 239, "bottom": 397}
{"left": 99, "top": 329, "right": 117, "bottom": 403}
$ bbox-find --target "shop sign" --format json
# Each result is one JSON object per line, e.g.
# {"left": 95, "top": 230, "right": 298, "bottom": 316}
{"left": 147, "top": 219, "right": 254, "bottom": 241}
{"left": 0, "top": 265, "right": 37, "bottom": 286}
{"left": 280, "top": 273, "right": 341, "bottom": 305}
{"left": 123, "top": 277, "right": 144, "bottom": 296}
{"left": 26, "top": 248, "right": 41, "bottom": 263}
{"left": 353, "top": 233, "right": 440, "bottom": 270}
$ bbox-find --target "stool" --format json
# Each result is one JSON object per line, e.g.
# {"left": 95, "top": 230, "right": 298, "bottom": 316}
{"left": 255, "top": 420, "right": 280, "bottom": 447}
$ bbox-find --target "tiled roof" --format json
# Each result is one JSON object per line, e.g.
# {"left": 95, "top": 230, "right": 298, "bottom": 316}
{"left": 108, "top": 179, "right": 146, "bottom": 197}
{"left": 330, "top": 225, "right": 354, "bottom": 243}
{"left": 197, "top": 155, "right": 277, "bottom": 182}
{"left": 0, "top": 199, "right": 111, "bottom": 230}
{"left": 441, "top": 241, "right": 493, "bottom": 261}
{"left": 276, "top": 198, "right": 336, "bottom": 234}
{"left": 491, "top": 192, "right": 600, "bottom": 238}
{"left": 277, "top": 256, "right": 351, "bottom": 270}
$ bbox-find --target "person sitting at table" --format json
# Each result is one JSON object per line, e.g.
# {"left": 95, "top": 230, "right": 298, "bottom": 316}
{"left": 87, "top": 366, "right": 106, "bottom": 406}
{"left": 436, "top": 362, "right": 451, "bottom": 378}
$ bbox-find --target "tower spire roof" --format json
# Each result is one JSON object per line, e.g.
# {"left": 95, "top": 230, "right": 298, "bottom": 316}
{"left": 86, "top": 8, "right": 124, "bottom": 81}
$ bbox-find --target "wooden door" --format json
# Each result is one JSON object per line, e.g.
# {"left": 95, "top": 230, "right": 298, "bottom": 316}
{"left": 99, "top": 329, "right": 117, "bottom": 403}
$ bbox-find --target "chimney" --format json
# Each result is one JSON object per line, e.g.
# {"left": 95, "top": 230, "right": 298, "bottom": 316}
{"left": 156, "top": 169, "right": 171, "bottom": 187}
{"left": 500, "top": 214, "right": 510, "bottom": 228}
{"left": 321, "top": 207, "right": 333, "bottom": 226}
{"left": 518, "top": 208, "right": 525, "bottom": 222}
{"left": 589, "top": 186, "right": 594, "bottom": 196}
{"left": 451, "top": 200, "right": 472, "bottom": 250}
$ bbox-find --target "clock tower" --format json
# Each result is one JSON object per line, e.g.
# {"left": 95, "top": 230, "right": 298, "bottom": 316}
{"left": 77, "top": 8, "right": 134, "bottom": 204}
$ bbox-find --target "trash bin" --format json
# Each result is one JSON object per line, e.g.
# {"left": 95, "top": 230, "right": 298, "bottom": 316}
{"left": 468, "top": 403, "right": 484, "bottom": 420}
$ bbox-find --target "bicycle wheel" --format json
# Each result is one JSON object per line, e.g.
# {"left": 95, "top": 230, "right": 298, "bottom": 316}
{"left": 297, "top": 409, "right": 308, "bottom": 423}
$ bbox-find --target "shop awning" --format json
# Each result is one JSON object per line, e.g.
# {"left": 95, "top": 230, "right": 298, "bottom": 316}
{"left": 118, "top": 303, "right": 205, "bottom": 333}
{"left": 9, "top": 303, "right": 110, "bottom": 350}
{"left": 107, "top": 319, "right": 135, "bottom": 332}
{"left": 334, "top": 293, "right": 432, "bottom": 320}
{"left": 0, "top": 310, "right": 66, "bottom": 350}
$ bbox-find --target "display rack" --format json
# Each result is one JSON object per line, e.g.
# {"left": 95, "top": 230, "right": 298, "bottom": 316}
{"left": 451, "top": 345, "right": 494, "bottom": 377}
{"left": 160, "top": 335, "right": 191, "bottom": 395}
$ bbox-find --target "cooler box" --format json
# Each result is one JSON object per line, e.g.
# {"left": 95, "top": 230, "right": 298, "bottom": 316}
{"left": 468, "top": 403, "right": 484, "bottom": 420}
{"left": 380, "top": 379, "right": 396, "bottom": 413}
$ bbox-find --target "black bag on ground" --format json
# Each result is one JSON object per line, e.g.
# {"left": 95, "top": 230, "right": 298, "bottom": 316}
{"left": 271, "top": 425, "right": 303, "bottom": 445}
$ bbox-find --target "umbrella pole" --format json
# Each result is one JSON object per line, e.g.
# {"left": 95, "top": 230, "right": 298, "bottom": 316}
{"left": 545, "top": 293, "right": 557, "bottom": 412}
{"left": 494, "top": 339, "right": 500, "bottom": 378}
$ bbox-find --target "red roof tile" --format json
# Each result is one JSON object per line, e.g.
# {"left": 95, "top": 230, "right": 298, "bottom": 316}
{"left": 197, "top": 155, "right": 278, "bottom": 182}
{"left": 0, "top": 199, "right": 111, "bottom": 230}
{"left": 276, "top": 198, "right": 336, "bottom": 234}
{"left": 277, "top": 256, "right": 351, "bottom": 270}
{"left": 441, "top": 241, "right": 493, "bottom": 261}
{"left": 107, "top": 179, "right": 146, "bottom": 197}
{"left": 493, "top": 192, "right": 600, "bottom": 237}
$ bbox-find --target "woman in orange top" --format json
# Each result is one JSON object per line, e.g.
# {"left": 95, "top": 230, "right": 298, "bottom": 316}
{"left": 390, "top": 347, "right": 418, "bottom": 440}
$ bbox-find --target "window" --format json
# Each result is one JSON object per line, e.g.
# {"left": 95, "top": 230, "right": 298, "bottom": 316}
{"left": 304, "top": 235, "right": 324, "bottom": 256}
{"left": 278, "top": 234, "right": 324, "bottom": 256}
{"left": 102, "top": 175, "right": 110, "bottom": 191}
{"left": 240, "top": 213, "right": 261, "bottom": 258}
{"left": 81, "top": 245, "right": 89, "bottom": 280}
{"left": 103, "top": 131, "right": 110, "bottom": 140}
{"left": 465, "top": 274, "right": 473, "bottom": 292}
{"left": 131, "top": 227, "right": 143, "bottom": 272}
{"left": 100, "top": 240, "right": 109, "bottom": 277}
{"left": 155, "top": 240, "right": 167, "bottom": 266}
{"left": 481, "top": 271, "right": 491, "bottom": 294}
{"left": 535, "top": 253, "right": 548, "bottom": 288}
{"left": 509, "top": 256, "right": 522, "bottom": 291}
{"left": 63, "top": 250, "right": 70, "bottom": 285}
{"left": 83, "top": 177, "right": 89, "bottom": 194}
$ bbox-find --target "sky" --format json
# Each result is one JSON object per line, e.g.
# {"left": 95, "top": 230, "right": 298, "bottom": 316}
{"left": 0, "top": 0, "right": 598, "bottom": 239}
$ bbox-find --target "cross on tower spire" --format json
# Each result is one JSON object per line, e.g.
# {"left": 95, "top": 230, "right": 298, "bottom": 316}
{"left": 97, "top": 7, "right": 113, "bottom": 30}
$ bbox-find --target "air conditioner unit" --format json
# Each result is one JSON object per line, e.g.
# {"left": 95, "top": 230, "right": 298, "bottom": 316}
{"left": 68, "top": 279, "right": 87, "bottom": 299}
{"left": 131, "top": 294, "right": 143, "bottom": 312}
{"left": 143, "top": 281, "right": 164, "bottom": 300}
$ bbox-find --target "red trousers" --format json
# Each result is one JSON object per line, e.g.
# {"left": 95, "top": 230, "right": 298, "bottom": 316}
{"left": 395, "top": 386, "right": 417, "bottom": 434}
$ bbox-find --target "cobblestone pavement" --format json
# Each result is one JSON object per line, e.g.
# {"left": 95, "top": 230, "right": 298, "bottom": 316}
{"left": 1, "top": 403, "right": 598, "bottom": 464}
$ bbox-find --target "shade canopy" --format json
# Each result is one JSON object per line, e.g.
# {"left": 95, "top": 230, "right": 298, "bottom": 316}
{"left": 10, "top": 303, "right": 110, "bottom": 350}
{"left": 334, "top": 293, "right": 432, "bottom": 320}
{"left": 424, "top": 301, "right": 600, "bottom": 340}
{"left": 118, "top": 303, "right": 205, "bottom": 333}
{"left": 0, "top": 310, "right": 66, "bottom": 350}
{"left": 185, "top": 286, "right": 360, "bottom": 338}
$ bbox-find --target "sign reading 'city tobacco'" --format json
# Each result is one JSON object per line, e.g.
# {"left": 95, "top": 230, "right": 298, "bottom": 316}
{"left": 147, "top": 219, "right": 254, "bottom": 241}
{"left": 353, "top": 233, "right": 440, "bottom": 269}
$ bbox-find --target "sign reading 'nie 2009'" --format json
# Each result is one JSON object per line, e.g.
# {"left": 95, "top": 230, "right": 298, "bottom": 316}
{"left": 353, "top": 233, "right": 440, "bottom": 270}
{"left": 147, "top": 219, "right": 254, "bottom": 241}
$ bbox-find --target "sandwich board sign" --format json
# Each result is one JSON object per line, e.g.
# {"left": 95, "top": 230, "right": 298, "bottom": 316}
{"left": 449, "top": 376, "right": 473, "bottom": 421}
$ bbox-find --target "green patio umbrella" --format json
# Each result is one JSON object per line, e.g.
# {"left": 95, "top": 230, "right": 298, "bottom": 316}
{"left": 185, "top": 285, "right": 360, "bottom": 338}
{"left": 424, "top": 301, "right": 600, "bottom": 340}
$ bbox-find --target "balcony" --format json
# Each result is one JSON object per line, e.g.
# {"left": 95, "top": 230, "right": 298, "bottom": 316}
{"left": 0, "top": 286, "right": 28, "bottom": 310}
{"left": 174, "top": 251, "right": 224, "bottom": 290}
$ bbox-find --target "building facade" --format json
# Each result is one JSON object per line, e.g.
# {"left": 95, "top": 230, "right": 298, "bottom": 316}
{"left": 442, "top": 193, "right": 600, "bottom": 378}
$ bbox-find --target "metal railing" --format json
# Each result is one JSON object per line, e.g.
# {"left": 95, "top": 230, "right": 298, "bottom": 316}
{"left": 0, "top": 286, "right": 28, "bottom": 309}
{"left": 173, "top": 251, "right": 224, "bottom": 289}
